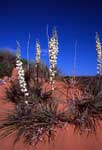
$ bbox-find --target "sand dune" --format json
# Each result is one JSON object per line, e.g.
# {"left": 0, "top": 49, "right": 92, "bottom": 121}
{"left": 0, "top": 69, "right": 102, "bottom": 150}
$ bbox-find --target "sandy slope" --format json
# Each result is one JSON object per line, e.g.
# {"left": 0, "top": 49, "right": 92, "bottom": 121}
{"left": 0, "top": 69, "right": 102, "bottom": 150}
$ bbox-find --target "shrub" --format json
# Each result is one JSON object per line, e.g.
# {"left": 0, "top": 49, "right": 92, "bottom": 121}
{"left": 0, "top": 50, "right": 16, "bottom": 78}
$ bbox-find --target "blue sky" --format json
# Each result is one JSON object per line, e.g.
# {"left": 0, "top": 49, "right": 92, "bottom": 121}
{"left": 0, "top": 0, "right": 102, "bottom": 75}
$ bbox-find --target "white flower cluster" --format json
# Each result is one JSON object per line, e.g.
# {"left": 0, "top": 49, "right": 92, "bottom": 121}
{"left": 36, "top": 40, "right": 41, "bottom": 64}
{"left": 16, "top": 41, "right": 29, "bottom": 104}
{"left": 49, "top": 30, "right": 58, "bottom": 91}
{"left": 96, "top": 33, "right": 102, "bottom": 75}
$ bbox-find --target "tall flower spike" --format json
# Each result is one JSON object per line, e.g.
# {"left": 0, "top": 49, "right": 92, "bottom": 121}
{"left": 96, "top": 32, "right": 102, "bottom": 75}
{"left": 36, "top": 39, "right": 41, "bottom": 64}
{"left": 16, "top": 41, "right": 29, "bottom": 104}
{"left": 49, "top": 29, "right": 58, "bottom": 91}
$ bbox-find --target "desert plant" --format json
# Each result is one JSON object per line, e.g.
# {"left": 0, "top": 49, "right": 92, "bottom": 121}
{"left": 6, "top": 79, "right": 52, "bottom": 105}
{"left": 0, "top": 102, "right": 64, "bottom": 146}
{"left": 1, "top": 30, "right": 102, "bottom": 149}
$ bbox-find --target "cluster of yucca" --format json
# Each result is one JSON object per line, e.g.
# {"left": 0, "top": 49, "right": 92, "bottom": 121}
{"left": 15, "top": 29, "right": 59, "bottom": 98}
{"left": 0, "top": 29, "right": 59, "bottom": 147}
{"left": 2, "top": 80, "right": 102, "bottom": 146}
{"left": 1, "top": 30, "right": 102, "bottom": 148}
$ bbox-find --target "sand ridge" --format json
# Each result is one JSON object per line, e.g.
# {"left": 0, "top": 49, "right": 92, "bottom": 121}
{"left": 0, "top": 69, "right": 102, "bottom": 150}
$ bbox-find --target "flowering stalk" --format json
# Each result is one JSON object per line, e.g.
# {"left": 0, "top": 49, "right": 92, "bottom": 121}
{"left": 16, "top": 41, "right": 29, "bottom": 104}
{"left": 36, "top": 39, "right": 41, "bottom": 64}
{"left": 35, "top": 39, "right": 41, "bottom": 83}
{"left": 96, "top": 32, "right": 102, "bottom": 75}
{"left": 49, "top": 29, "right": 58, "bottom": 91}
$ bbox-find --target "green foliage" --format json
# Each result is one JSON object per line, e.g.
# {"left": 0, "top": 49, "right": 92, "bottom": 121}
{"left": 0, "top": 50, "right": 16, "bottom": 78}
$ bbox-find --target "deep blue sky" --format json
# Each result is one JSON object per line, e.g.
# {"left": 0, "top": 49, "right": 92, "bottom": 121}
{"left": 0, "top": 0, "right": 102, "bottom": 75}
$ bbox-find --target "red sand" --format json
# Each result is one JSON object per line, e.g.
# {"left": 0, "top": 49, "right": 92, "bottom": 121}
{"left": 0, "top": 69, "right": 102, "bottom": 150}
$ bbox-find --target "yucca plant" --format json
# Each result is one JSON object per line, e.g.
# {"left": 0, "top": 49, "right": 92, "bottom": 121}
{"left": 0, "top": 102, "right": 64, "bottom": 146}
{"left": 65, "top": 76, "right": 102, "bottom": 135}
{"left": 4, "top": 77, "right": 102, "bottom": 146}
{"left": 6, "top": 78, "right": 52, "bottom": 105}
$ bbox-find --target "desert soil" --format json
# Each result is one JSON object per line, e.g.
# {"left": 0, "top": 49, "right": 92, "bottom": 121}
{"left": 0, "top": 69, "right": 102, "bottom": 150}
